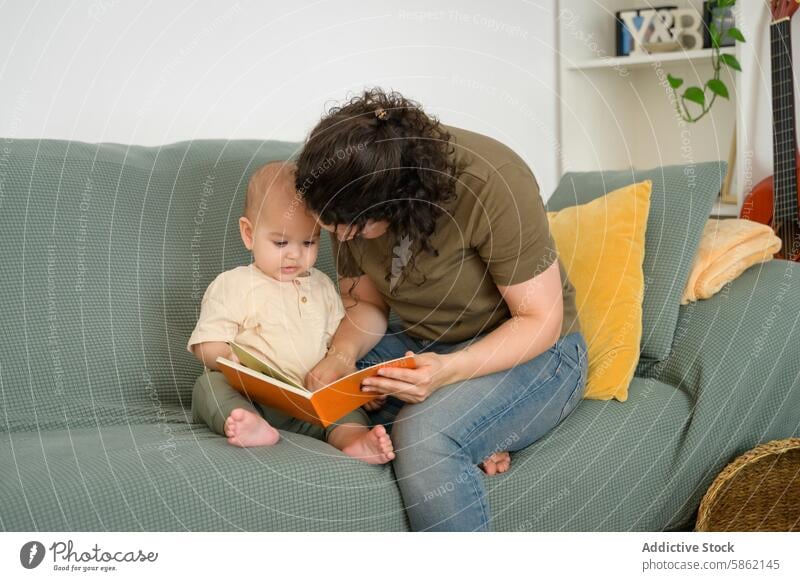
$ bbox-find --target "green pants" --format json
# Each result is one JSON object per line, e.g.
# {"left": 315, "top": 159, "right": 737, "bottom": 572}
{"left": 191, "top": 371, "right": 370, "bottom": 441}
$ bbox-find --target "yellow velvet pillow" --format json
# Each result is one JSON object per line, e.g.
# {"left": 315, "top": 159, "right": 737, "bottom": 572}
{"left": 547, "top": 180, "right": 651, "bottom": 402}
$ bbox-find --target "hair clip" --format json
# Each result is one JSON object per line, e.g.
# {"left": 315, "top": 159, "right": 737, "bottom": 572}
{"left": 374, "top": 107, "right": 388, "bottom": 120}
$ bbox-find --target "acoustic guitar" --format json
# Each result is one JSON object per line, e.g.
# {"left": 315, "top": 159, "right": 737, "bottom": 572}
{"left": 740, "top": 0, "right": 800, "bottom": 261}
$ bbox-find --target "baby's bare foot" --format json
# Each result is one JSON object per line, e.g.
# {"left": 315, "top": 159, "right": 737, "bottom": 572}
{"left": 341, "top": 424, "right": 395, "bottom": 464}
{"left": 224, "top": 408, "right": 280, "bottom": 447}
{"left": 479, "top": 451, "right": 511, "bottom": 475}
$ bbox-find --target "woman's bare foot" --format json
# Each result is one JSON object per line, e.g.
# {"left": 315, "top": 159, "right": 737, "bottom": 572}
{"left": 479, "top": 451, "right": 511, "bottom": 475}
{"left": 224, "top": 408, "right": 280, "bottom": 447}
{"left": 340, "top": 424, "right": 395, "bottom": 464}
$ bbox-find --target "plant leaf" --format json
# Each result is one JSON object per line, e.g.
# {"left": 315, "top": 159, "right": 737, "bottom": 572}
{"left": 725, "top": 26, "right": 745, "bottom": 43}
{"left": 720, "top": 53, "right": 742, "bottom": 71}
{"left": 668, "top": 74, "right": 684, "bottom": 89}
{"left": 707, "top": 79, "right": 729, "bottom": 99}
{"left": 684, "top": 87, "right": 706, "bottom": 107}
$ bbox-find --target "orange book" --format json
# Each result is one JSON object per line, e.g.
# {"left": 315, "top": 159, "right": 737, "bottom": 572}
{"left": 216, "top": 342, "right": 417, "bottom": 428}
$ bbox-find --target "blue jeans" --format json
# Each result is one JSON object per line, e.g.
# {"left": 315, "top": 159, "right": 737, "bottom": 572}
{"left": 356, "top": 323, "right": 588, "bottom": 532}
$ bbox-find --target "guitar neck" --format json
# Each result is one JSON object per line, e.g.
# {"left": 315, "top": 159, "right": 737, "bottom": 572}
{"left": 771, "top": 17, "right": 800, "bottom": 223}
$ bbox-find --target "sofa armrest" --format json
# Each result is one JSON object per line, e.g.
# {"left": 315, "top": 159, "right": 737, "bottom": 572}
{"left": 635, "top": 259, "right": 800, "bottom": 529}
{"left": 638, "top": 259, "right": 800, "bottom": 402}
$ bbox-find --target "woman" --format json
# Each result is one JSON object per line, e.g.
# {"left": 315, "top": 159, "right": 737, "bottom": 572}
{"left": 297, "top": 88, "right": 587, "bottom": 532}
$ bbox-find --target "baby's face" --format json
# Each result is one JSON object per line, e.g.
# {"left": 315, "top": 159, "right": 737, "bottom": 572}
{"left": 243, "top": 210, "right": 321, "bottom": 283}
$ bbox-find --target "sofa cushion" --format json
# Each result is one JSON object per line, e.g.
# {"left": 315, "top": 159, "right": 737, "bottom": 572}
{"left": 0, "top": 421, "right": 407, "bottom": 531}
{"left": 0, "top": 138, "right": 305, "bottom": 432}
{"left": 547, "top": 180, "right": 651, "bottom": 401}
{"left": 546, "top": 161, "right": 726, "bottom": 361}
{"left": 492, "top": 376, "right": 694, "bottom": 531}
{"left": 0, "top": 377, "right": 694, "bottom": 531}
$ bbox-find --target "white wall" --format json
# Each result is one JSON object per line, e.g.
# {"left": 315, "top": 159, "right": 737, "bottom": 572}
{"left": 0, "top": 0, "right": 560, "bottom": 198}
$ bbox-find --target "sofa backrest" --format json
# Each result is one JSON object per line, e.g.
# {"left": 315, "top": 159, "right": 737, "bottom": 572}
{"left": 0, "top": 138, "right": 348, "bottom": 431}
{"left": 547, "top": 161, "right": 727, "bottom": 361}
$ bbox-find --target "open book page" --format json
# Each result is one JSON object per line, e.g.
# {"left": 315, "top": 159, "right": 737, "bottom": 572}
{"left": 228, "top": 341, "right": 306, "bottom": 391}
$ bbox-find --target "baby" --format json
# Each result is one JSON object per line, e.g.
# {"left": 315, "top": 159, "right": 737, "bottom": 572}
{"left": 187, "top": 161, "right": 394, "bottom": 464}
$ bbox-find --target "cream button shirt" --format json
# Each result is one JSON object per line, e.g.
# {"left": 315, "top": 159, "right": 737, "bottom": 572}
{"left": 187, "top": 264, "right": 346, "bottom": 386}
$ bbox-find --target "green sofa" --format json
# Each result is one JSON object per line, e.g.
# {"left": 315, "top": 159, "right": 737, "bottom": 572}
{"left": 2, "top": 138, "right": 798, "bottom": 531}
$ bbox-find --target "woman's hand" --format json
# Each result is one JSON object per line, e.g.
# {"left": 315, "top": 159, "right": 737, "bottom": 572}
{"left": 360, "top": 350, "right": 454, "bottom": 404}
{"left": 305, "top": 352, "right": 355, "bottom": 391}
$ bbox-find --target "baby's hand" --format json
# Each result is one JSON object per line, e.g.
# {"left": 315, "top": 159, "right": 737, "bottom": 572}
{"left": 304, "top": 352, "right": 354, "bottom": 391}
{"left": 363, "top": 394, "right": 387, "bottom": 412}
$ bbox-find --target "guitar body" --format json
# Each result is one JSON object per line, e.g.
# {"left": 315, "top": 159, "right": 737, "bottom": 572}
{"left": 739, "top": 152, "right": 800, "bottom": 261}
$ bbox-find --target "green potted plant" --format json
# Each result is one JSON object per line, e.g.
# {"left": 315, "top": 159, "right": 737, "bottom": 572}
{"left": 667, "top": 0, "right": 745, "bottom": 123}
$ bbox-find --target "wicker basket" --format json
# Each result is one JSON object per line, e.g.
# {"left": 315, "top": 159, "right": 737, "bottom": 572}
{"left": 695, "top": 438, "right": 800, "bottom": 531}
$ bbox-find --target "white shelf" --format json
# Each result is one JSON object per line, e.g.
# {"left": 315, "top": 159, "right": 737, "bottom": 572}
{"left": 557, "top": 0, "right": 741, "bottom": 213}
{"left": 567, "top": 47, "right": 736, "bottom": 71}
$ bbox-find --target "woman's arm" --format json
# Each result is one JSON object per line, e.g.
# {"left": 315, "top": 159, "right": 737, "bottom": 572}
{"left": 361, "top": 259, "right": 564, "bottom": 400}
{"left": 441, "top": 258, "right": 563, "bottom": 384}
{"left": 304, "top": 273, "right": 390, "bottom": 389}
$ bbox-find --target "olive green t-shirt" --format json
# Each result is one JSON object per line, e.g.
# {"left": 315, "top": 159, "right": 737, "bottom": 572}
{"left": 329, "top": 124, "right": 581, "bottom": 343}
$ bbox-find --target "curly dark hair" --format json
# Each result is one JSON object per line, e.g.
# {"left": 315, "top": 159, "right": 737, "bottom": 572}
{"left": 295, "top": 88, "right": 458, "bottom": 287}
